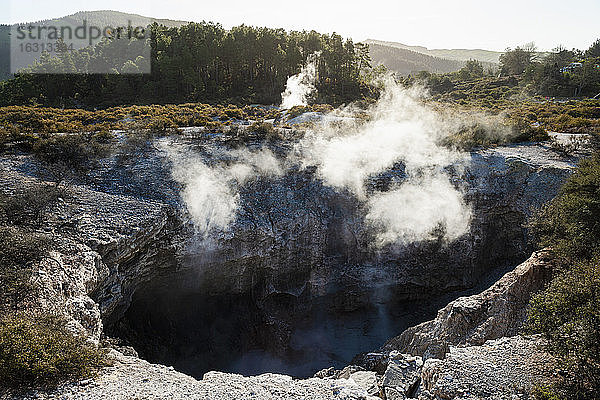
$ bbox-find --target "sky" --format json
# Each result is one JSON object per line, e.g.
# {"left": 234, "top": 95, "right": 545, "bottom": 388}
{"left": 1, "top": 0, "right": 599, "bottom": 52}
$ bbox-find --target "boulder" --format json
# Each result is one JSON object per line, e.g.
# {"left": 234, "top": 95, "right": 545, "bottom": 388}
{"left": 382, "top": 352, "right": 423, "bottom": 398}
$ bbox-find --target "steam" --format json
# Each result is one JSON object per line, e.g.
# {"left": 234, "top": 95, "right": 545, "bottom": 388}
{"left": 280, "top": 52, "right": 320, "bottom": 109}
{"left": 164, "top": 78, "right": 477, "bottom": 246}
{"left": 160, "top": 141, "right": 283, "bottom": 237}
{"left": 366, "top": 176, "right": 471, "bottom": 245}
{"left": 296, "top": 82, "right": 472, "bottom": 245}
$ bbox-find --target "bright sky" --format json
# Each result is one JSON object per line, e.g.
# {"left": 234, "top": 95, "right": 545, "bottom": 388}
{"left": 1, "top": 0, "right": 599, "bottom": 52}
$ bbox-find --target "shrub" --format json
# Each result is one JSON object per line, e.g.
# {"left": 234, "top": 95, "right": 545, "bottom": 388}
{"left": 528, "top": 151, "right": 600, "bottom": 399}
{"left": 32, "top": 132, "right": 112, "bottom": 182}
{"left": 531, "top": 385, "right": 563, "bottom": 400}
{"left": 250, "top": 122, "right": 279, "bottom": 141}
{"left": 0, "top": 226, "right": 51, "bottom": 312}
{"left": 222, "top": 106, "right": 247, "bottom": 120}
{"left": 528, "top": 260, "right": 600, "bottom": 399}
{"left": 0, "top": 313, "right": 106, "bottom": 390}
{"left": 0, "top": 185, "right": 57, "bottom": 312}
{"left": 0, "top": 185, "right": 63, "bottom": 226}
{"left": 144, "top": 115, "right": 178, "bottom": 132}
{"left": 529, "top": 153, "right": 600, "bottom": 262}
{"left": 0, "top": 226, "right": 50, "bottom": 269}
{"left": 286, "top": 105, "right": 310, "bottom": 119}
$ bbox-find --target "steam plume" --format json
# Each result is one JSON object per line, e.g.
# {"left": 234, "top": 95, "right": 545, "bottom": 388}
{"left": 160, "top": 141, "right": 283, "bottom": 237}
{"left": 280, "top": 53, "right": 320, "bottom": 109}
{"left": 296, "top": 82, "right": 472, "bottom": 245}
{"left": 165, "top": 79, "right": 475, "bottom": 246}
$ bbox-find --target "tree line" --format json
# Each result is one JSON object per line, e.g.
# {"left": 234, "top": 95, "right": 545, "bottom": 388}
{"left": 500, "top": 40, "right": 600, "bottom": 97}
{"left": 0, "top": 22, "right": 373, "bottom": 108}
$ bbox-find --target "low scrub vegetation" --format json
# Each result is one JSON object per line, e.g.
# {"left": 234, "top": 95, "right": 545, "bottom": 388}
{"left": 441, "top": 115, "right": 548, "bottom": 150}
{"left": 0, "top": 185, "right": 56, "bottom": 315}
{"left": 32, "top": 132, "right": 113, "bottom": 182}
{"left": 528, "top": 152, "right": 600, "bottom": 399}
{"left": 530, "top": 154, "right": 600, "bottom": 262}
{"left": 0, "top": 104, "right": 274, "bottom": 136}
{"left": 0, "top": 313, "right": 106, "bottom": 391}
{"left": 0, "top": 225, "right": 50, "bottom": 313}
{"left": 0, "top": 186, "right": 107, "bottom": 392}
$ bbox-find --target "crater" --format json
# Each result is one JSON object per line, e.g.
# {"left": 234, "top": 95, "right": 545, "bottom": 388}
{"left": 106, "top": 260, "right": 462, "bottom": 378}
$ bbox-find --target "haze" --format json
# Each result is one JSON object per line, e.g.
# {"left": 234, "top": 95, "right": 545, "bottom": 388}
{"left": 1, "top": 0, "right": 599, "bottom": 52}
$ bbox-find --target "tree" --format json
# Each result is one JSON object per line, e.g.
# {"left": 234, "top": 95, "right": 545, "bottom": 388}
{"left": 457, "top": 59, "right": 484, "bottom": 80}
{"left": 500, "top": 44, "right": 537, "bottom": 76}
{"left": 0, "top": 22, "right": 369, "bottom": 106}
{"left": 587, "top": 38, "right": 600, "bottom": 58}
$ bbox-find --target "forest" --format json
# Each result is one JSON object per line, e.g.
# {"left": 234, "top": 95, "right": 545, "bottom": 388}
{"left": 0, "top": 22, "right": 372, "bottom": 107}
{"left": 414, "top": 40, "right": 600, "bottom": 99}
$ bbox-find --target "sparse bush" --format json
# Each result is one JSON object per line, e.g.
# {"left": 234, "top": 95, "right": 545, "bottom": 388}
{"left": 286, "top": 105, "right": 310, "bottom": 119}
{"left": 528, "top": 152, "right": 600, "bottom": 399}
{"left": 0, "top": 225, "right": 51, "bottom": 312}
{"left": 528, "top": 260, "right": 600, "bottom": 399}
{"left": 222, "top": 106, "right": 247, "bottom": 120}
{"left": 531, "top": 385, "right": 563, "bottom": 400}
{"left": 144, "top": 115, "right": 178, "bottom": 132}
{"left": 508, "top": 116, "right": 549, "bottom": 143}
{"left": 0, "top": 185, "right": 63, "bottom": 226}
{"left": 250, "top": 122, "right": 279, "bottom": 141}
{"left": 0, "top": 226, "right": 51, "bottom": 268}
{"left": 0, "top": 313, "right": 106, "bottom": 390}
{"left": 442, "top": 122, "right": 501, "bottom": 150}
{"left": 32, "top": 132, "right": 112, "bottom": 183}
{"left": 529, "top": 153, "right": 600, "bottom": 262}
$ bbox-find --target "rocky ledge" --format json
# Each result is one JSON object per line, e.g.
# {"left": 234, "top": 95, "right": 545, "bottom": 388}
{"left": 18, "top": 250, "right": 554, "bottom": 400}
{"left": 382, "top": 250, "right": 555, "bottom": 359}
{"left": 21, "top": 349, "right": 380, "bottom": 400}
{"left": 0, "top": 138, "right": 572, "bottom": 398}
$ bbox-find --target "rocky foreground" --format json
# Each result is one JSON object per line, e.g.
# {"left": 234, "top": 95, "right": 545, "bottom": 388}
{"left": 18, "top": 251, "right": 554, "bottom": 400}
{"left": 0, "top": 137, "right": 575, "bottom": 399}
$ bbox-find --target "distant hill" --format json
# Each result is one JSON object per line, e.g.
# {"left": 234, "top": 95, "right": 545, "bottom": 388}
{"left": 365, "top": 39, "right": 502, "bottom": 65}
{"left": 0, "top": 10, "right": 188, "bottom": 80}
{"left": 16, "top": 10, "right": 187, "bottom": 30}
{"left": 368, "top": 43, "right": 466, "bottom": 75}
{"left": 1, "top": 11, "right": 504, "bottom": 82}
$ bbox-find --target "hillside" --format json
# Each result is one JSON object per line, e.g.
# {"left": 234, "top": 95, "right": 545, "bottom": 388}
{"left": 14, "top": 10, "right": 187, "bottom": 29}
{"left": 368, "top": 43, "right": 465, "bottom": 75}
{"left": 365, "top": 39, "right": 502, "bottom": 64}
{"left": 0, "top": 10, "right": 188, "bottom": 80}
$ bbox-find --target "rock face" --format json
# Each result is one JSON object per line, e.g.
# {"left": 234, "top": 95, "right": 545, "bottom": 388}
{"left": 0, "top": 138, "right": 572, "bottom": 394}
{"left": 0, "top": 153, "right": 182, "bottom": 343}
{"left": 382, "top": 250, "right": 555, "bottom": 359}
{"left": 350, "top": 251, "right": 557, "bottom": 400}
{"left": 32, "top": 240, "right": 108, "bottom": 343}
{"left": 113, "top": 140, "right": 575, "bottom": 377}
{"left": 419, "top": 336, "right": 554, "bottom": 400}
{"left": 16, "top": 250, "right": 556, "bottom": 400}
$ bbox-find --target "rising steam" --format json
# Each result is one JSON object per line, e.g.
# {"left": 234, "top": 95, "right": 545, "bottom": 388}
{"left": 280, "top": 52, "right": 320, "bottom": 109}
{"left": 160, "top": 141, "right": 283, "bottom": 237}
{"left": 366, "top": 176, "right": 471, "bottom": 245}
{"left": 164, "top": 75, "right": 474, "bottom": 246}
{"left": 297, "top": 82, "right": 472, "bottom": 245}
